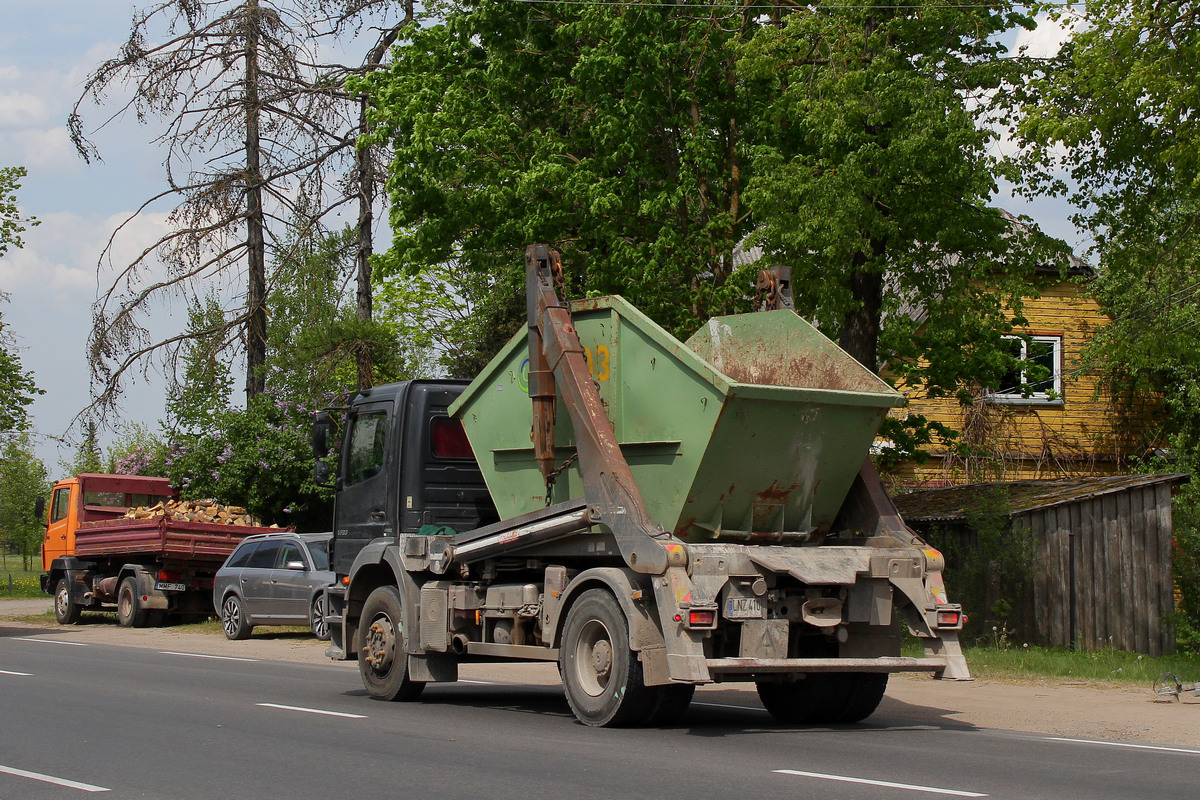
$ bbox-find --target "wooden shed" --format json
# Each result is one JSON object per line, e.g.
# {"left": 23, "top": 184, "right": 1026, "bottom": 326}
{"left": 894, "top": 473, "right": 1190, "bottom": 656}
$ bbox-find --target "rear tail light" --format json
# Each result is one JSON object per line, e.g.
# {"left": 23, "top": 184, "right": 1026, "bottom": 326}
{"left": 937, "top": 610, "right": 961, "bottom": 628}
{"left": 688, "top": 609, "right": 715, "bottom": 627}
{"left": 158, "top": 570, "right": 181, "bottom": 582}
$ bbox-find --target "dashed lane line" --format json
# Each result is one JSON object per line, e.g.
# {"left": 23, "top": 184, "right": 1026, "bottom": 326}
{"left": 0, "top": 669, "right": 32, "bottom": 676}
{"left": 0, "top": 765, "right": 110, "bottom": 793}
{"left": 1045, "top": 737, "right": 1200, "bottom": 756}
{"left": 160, "top": 651, "right": 258, "bottom": 662}
{"left": 256, "top": 703, "right": 366, "bottom": 719}
{"left": 11, "top": 637, "right": 87, "bottom": 646}
{"left": 774, "top": 769, "right": 987, "bottom": 797}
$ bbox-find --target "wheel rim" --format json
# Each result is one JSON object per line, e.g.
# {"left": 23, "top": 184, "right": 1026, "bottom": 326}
{"left": 119, "top": 589, "right": 132, "bottom": 621}
{"left": 572, "top": 619, "right": 614, "bottom": 697}
{"left": 363, "top": 612, "right": 397, "bottom": 674}
{"left": 56, "top": 586, "right": 69, "bottom": 618}
{"left": 311, "top": 596, "right": 328, "bottom": 639}
{"left": 222, "top": 597, "right": 241, "bottom": 637}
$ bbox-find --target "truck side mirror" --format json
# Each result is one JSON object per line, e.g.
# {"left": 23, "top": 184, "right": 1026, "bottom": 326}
{"left": 312, "top": 411, "right": 333, "bottom": 458}
{"left": 313, "top": 459, "right": 333, "bottom": 487}
{"left": 33, "top": 496, "right": 45, "bottom": 523}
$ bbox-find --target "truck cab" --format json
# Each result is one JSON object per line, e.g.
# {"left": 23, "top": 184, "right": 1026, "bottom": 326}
{"left": 42, "top": 474, "right": 176, "bottom": 572}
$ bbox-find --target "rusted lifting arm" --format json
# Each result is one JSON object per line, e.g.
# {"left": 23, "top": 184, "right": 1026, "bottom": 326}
{"left": 525, "top": 245, "right": 677, "bottom": 575}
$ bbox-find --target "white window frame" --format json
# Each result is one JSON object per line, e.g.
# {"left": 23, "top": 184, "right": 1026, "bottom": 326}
{"left": 988, "top": 334, "right": 1063, "bottom": 406}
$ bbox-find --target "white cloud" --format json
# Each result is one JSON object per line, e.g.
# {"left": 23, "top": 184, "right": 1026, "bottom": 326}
{"left": 8, "top": 126, "right": 75, "bottom": 167}
{"left": 1015, "top": 13, "right": 1080, "bottom": 60}
{"left": 0, "top": 89, "right": 48, "bottom": 127}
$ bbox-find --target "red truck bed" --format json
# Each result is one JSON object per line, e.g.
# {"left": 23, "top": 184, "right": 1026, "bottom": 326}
{"left": 73, "top": 517, "right": 274, "bottom": 565}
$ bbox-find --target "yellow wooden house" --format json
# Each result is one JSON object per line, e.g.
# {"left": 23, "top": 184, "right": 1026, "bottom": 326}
{"left": 886, "top": 262, "right": 1162, "bottom": 487}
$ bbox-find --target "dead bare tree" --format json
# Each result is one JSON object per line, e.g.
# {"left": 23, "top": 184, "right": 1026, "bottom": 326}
{"left": 70, "top": 0, "right": 411, "bottom": 410}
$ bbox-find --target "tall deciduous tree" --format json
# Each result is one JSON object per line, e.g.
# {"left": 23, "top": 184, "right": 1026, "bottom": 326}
{"left": 358, "top": 0, "right": 1067, "bottom": 402}
{"left": 1018, "top": 1, "right": 1200, "bottom": 454}
{"left": 0, "top": 167, "right": 43, "bottom": 433}
{"left": 0, "top": 433, "right": 48, "bottom": 570}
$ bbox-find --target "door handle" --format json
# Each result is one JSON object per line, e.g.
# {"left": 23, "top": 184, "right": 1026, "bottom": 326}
{"left": 370, "top": 511, "right": 386, "bottom": 520}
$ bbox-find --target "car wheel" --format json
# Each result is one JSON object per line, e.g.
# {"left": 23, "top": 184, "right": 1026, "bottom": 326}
{"left": 310, "top": 593, "right": 330, "bottom": 641}
{"left": 117, "top": 577, "right": 148, "bottom": 628}
{"left": 54, "top": 578, "right": 82, "bottom": 625}
{"left": 357, "top": 585, "right": 424, "bottom": 701}
{"left": 221, "top": 593, "right": 253, "bottom": 640}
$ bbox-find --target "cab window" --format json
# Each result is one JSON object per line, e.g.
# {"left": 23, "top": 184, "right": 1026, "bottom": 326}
{"left": 345, "top": 412, "right": 387, "bottom": 486}
{"left": 50, "top": 488, "right": 73, "bottom": 523}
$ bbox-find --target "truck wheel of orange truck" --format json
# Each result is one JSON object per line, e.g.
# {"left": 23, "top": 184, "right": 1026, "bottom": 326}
{"left": 54, "top": 578, "right": 81, "bottom": 625}
{"left": 117, "top": 577, "right": 149, "bottom": 628}
{"left": 358, "top": 585, "right": 425, "bottom": 702}
{"left": 559, "top": 588, "right": 655, "bottom": 727}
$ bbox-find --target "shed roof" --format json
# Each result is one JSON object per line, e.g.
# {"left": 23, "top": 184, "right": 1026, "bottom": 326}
{"left": 893, "top": 473, "right": 1190, "bottom": 523}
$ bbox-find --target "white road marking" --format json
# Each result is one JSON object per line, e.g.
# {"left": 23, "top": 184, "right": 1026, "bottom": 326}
{"left": 0, "top": 669, "right": 32, "bottom": 676}
{"left": 160, "top": 651, "right": 258, "bottom": 662}
{"left": 1046, "top": 737, "right": 1200, "bottom": 756}
{"left": 774, "top": 769, "right": 987, "bottom": 797}
{"left": 694, "top": 701, "right": 761, "bottom": 712}
{"left": 256, "top": 703, "right": 366, "bottom": 719}
{"left": 0, "top": 764, "right": 110, "bottom": 792}
{"left": 459, "top": 679, "right": 495, "bottom": 685}
{"left": 11, "top": 637, "right": 87, "bottom": 646}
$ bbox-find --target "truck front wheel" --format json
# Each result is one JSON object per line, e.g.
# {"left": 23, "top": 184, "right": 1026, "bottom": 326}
{"left": 559, "top": 588, "right": 653, "bottom": 727}
{"left": 54, "top": 578, "right": 81, "bottom": 625}
{"left": 358, "top": 585, "right": 424, "bottom": 702}
{"left": 117, "top": 577, "right": 148, "bottom": 628}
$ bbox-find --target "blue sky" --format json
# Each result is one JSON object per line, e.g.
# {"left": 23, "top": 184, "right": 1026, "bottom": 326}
{"left": 1, "top": 1, "right": 1083, "bottom": 476}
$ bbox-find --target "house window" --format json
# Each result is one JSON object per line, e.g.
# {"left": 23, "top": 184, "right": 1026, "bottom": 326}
{"left": 989, "top": 334, "right": 1062, "bottom": 405}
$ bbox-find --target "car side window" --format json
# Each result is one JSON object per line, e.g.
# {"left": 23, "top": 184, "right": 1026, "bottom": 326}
{"left": 276, "top": 541, "right": 305, "bottom": 569}
{"left": 50, "top": 487, "right": 72, "bottom": 523}
{"left": 246, "top": 541, "right": 281, "bottom": 569}
{"left": 226, "top": 542, "right": 258, "bottom": 569}
{"left": 345, "top": 412, "right": 387, "bottom": 486}
{"left": 306, "top": 539, "right": 330, "bottom": 571}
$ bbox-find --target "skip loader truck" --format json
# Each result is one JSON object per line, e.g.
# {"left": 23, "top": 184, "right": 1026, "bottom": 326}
{"left": 316, "top": 245, "right": 970, "bottom": 727}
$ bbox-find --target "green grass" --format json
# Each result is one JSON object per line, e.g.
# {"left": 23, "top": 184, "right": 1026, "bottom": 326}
{"left": 904, "top": 638, "right": 1200, "bottom": 687}
{"left": 0, "top": 565, "right": 46, "bottom": 598}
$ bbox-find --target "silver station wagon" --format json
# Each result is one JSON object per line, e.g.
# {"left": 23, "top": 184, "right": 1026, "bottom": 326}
{"left": 212, "top": 531, "right": 334, "bottom": 641}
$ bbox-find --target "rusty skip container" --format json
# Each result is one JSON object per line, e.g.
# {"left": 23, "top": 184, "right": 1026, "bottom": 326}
{"left": 449, "top": 295, "right": 903, "bottom": 544}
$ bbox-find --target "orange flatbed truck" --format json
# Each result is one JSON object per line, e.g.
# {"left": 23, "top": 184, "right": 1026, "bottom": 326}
{"left": 39, "top": 473, "right": 275, "bottom": 626}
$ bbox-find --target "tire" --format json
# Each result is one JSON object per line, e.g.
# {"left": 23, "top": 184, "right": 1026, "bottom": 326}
{"left": 757, "top": 673, "right": 888, "bottom": 724}
{"left": 559, "top": 588, "right": 654, "bottom": 727}
{"left": 358, "top": 585, "right": 424, "bottom": 702}
{"left": 310, "top": 593, "right": 330, "bottom": 641}
{"left": 641, "top": 683, "right": 695, "bottom": 727}
{"left": 117, "top": 577, "right": 148, "bottom": 628}
{"left": 54, "top": 578, "right": 81, "bottom": 625}
{"left": 220, "top": 593, "right": 253, "bottom": 640}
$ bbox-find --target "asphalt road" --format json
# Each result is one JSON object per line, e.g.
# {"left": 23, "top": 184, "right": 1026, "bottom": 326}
{"left": 1, "top": 635, "right": 1196, "bottom": 800}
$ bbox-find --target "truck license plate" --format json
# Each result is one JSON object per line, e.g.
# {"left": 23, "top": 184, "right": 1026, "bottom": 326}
{"left": 154, "top": 581, "right": 187, "bottom": 592}
{"left": 725, "top": 596, "right": 764, "bottom": 619}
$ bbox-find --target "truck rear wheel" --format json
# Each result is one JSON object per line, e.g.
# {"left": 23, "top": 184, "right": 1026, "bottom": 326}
{"left": 559, "top": 588, "right": 653, "bottom": 727}
{"left": 757, "top": 673, "right": 888, "bottom": 724}
{"left": 641, "top": 683, "right": 695, "bottom": 726}
{"left": 117, "top": 577, "right": 148, "bottom": 628}
{"left": 54, "top": 578, "right": 81, "bottom": 625}
{"left": 358, "top": 585, "right": 424, "bottom": 702}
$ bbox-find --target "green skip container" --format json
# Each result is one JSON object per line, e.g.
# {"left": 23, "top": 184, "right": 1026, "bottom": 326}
{"left": 448, "top": 296, "right": 903, "bottom": 543}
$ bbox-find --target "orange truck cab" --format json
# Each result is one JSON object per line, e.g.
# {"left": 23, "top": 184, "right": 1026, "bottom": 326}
{"left": 42, "top": 474, "right": 176, "bottom": 571}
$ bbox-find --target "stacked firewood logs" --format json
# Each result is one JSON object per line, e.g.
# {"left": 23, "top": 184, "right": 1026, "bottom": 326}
{"left": 121, "top": 499, "right": 276, "bottom": 527}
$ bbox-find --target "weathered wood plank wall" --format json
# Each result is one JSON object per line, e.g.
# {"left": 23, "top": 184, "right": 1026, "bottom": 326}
{"left": 1021, "top": 486, "right": 1174, "bottom": 656}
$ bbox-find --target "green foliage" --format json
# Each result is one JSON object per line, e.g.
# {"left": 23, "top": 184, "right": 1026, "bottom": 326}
{"left": 0, "top": 308, "right": 42, "bottom": 433}
{"left": 166, "top": 293, "right": 233, "bottom": 434}
{"left": 0, "top": 433, "right": 48, "bottom": 570}
{"left": 359, "top": 0, "right": 1069, "bottom": 427}
{"left": 163, "top": 394, "right": 331, "bottom": 531}
{"left": 69, "top": 419, "right": 105, "bottom": 476}
{"left": 108, "top": 422, "right": 170, "bottom": 478}
{"left": 923, "top": 487, "right": 1036, "bottom": 644}
{"left": 0, "top": 566, "right": 45, "bottom": 598}
{"left": 265, "top": 225, "right": 421, "bottom": 400}
{"left": 0, "top": 166, "right": 38, "bottom": 260}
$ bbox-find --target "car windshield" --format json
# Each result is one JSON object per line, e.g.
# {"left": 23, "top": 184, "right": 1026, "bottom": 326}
{"left": 306, "top": 538, "right": 330, "bottom": 571}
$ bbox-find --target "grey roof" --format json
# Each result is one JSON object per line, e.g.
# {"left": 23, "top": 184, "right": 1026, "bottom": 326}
{"left": 893, "top": 473, "right": 1191, "bottom": 522}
